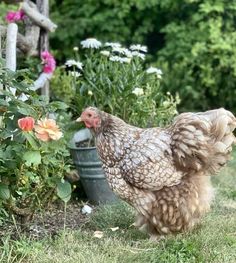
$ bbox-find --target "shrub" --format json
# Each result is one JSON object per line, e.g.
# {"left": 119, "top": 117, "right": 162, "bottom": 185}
{"left": 157, "top": 0, "right": 236, "bottom": 112}
{"left": 50, "top": 0, "right": 164, "bottom": 60}
{"left": 0, "top": 59, "right": 72, "bottom": 221}
{"left": 50, "top": 39, "right": 179, "bottom": 128}
{"left": 50, "top": 0, "right": 236, "bottom": 113}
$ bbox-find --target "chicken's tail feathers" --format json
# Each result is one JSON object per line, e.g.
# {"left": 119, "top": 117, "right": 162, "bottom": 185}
{"left": 170, "top": 108, "right": 236, "bottom": 175}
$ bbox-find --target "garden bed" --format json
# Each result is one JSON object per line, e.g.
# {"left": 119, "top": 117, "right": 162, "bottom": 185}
{"left": 0, "top": 201, "right": 92, "bottom": 241}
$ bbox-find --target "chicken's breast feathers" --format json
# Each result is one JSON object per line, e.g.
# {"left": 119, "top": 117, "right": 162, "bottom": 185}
{"left": 119, "top": 129, "right": 183, "bottom": 190}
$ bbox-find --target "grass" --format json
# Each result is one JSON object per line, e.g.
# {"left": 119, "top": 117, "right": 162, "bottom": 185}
{"left": 1, "top": 153, "right": 236, "bottom": 263}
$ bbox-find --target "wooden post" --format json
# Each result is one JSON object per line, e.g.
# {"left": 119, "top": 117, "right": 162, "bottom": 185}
{"left": 0, "top": 27, "right": 1, "bottom": 59}
{"left": 24, "top": 1, "right": 40, "bottom": 56}
{"left": 0, "top": 29, "right": 2, "bottom": 127}
{"left": 0, "top": 25, "right": 34, "bottom": 55}
{"left": 36, "top": 0, "right": 50, "bottom": 100}
{"left": 0, "top": 28, "right": 3, "bottom": 129}
{"left": 6, "top": 23, "right": 18, "bottom": 96}
{"left": 6, "top": 23, "right": 18, "bottom": 72}
{"left": 21, "top": 1, "right": 57, "bottom": 33}
{"left": 0, "top": 27, "right": 3, "bottom": 91}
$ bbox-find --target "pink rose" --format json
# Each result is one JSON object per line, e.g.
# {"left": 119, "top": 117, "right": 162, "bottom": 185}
{"left": 18, "top": 117, "right": 35, "bottom": 132}
{"left": 34, "top": 118, "right": 63, "bottom": 142}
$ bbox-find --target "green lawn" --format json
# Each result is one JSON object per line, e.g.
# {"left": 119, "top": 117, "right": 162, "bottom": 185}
{"left": 1, "top": 152, "right": 236, "bottom": 263}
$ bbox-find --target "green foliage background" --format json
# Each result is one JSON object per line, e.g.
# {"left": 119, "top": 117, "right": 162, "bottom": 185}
{"left": 0, "top": 0, "right": 235, "bottom": 112}
{"left": 50, "top": 0, "right": 236, "bottom": 113}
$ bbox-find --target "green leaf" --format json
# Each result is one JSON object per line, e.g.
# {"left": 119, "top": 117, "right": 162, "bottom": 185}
{"left": 23, "top": 132, "right": 38, "bottom": 149}
{"left": 23, "top": 151, "right": 41, "bottom": 166}
{"left": 0, "top": 99, "right": 9, "bottom": 107}
{"left": 56, "top": 181, "right": 72, "bottom": 203}
{"left": 17, "top": 101, "right": 36, "bottom": 116}
{"left": 49, "top": 101, "right": 69, "bottom": 110}
{"left": 0, "top": 184, "right": 10, "bottom": 200}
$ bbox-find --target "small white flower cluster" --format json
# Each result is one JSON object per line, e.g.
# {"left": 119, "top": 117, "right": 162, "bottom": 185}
{"left": 130, "top": 44, "right": 147, "bottom": 53}
{"left": 131, "top": 51, "right": 145, "bottom": 60}
{"left": 70, "top": 71, "right": 81, "bottom": 78}
{"left": 65, "top": 60, "right": 83, "bottom": 79}
{"left": 146, "top": 67, "right": 163, "bottom": 79}
{"left": 109, "top": 56, "right": 131, "bottom": 64}
{"left": 112, "top": 47, "right": 132, "bottom": 58}
{"left": 100, "top": 50, "right": 110, "bottom": 57}
{"left": 65, "top": 59, "right": 83, "bottom": 70}
{"left": 132, "top": 87, "right": 144, "bottom": 96}
{"left": 78, "top": 38, "right": 164, "bottom": 78}
{"left": 79, "top": 38, "right": 148, "bottom": 64}
{"left": 108, "top": 43, "right": 147, "bottom": 62}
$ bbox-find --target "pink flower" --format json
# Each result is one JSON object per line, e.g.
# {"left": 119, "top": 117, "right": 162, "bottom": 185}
{"left": 5, "top": 10, "right": 25, "bottom": 23}
{"left": 34, "top": 118, "right": 63, "bottom": 142}
{"left": 18, "top": 117, "right": 35, "bottom": 132}
{"left": 5, "top": 11, "right": 16, "bottom": 23}
{"left": 16, "top": 10, "right": 25, "bottom": 20}
{"left": 41, "top": 51, "right": 56, "bottom": 74}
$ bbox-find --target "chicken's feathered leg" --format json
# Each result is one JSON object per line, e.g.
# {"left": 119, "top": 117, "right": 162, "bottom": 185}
{"left": 133, "top": 175, "right": 214, "bottom": 237}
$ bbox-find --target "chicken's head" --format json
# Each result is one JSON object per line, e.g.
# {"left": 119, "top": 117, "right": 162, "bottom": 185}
{"left": 76, "top": 107, "right": 101, "bottom": 129}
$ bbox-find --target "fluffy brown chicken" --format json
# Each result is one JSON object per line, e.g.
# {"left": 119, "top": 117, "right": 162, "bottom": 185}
{"left": 77, "top": 107, "right": 236, "bottom": 239}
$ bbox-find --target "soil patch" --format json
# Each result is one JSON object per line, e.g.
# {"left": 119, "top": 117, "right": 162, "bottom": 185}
{"left": 0, "top": 201, "right": 94, "bottom": 241}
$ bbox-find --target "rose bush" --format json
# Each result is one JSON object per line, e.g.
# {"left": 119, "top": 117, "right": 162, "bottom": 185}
{"left": 0, "top": 59, "right": 72, "bottom": 221}
{"left": 51, "top": 38, "right": 179, "bottom": 128}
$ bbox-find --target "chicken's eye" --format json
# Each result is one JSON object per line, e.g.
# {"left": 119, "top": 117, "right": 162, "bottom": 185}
{"left": 87, "top": 113, "right": 92, "bottom": 118}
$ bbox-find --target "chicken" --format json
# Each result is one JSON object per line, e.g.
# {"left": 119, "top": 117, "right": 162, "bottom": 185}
{"left": 77, "top": 107, "right": 236, "bottom": 239}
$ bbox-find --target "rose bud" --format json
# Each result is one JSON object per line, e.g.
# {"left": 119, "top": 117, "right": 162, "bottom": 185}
{"left": 18, "top": 117, "right": 35, "bottom": 132}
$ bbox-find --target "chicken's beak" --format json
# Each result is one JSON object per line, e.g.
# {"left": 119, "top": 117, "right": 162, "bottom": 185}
{"left": 76, "top": 117, "right": 82, "bottom": 122}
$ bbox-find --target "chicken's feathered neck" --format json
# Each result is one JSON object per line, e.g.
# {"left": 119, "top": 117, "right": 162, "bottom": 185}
{"left": 92, "top": 111, "right": 141, "bottom": 166}
{"left": 91, "top": 111, "right": 129, "bottom": 136}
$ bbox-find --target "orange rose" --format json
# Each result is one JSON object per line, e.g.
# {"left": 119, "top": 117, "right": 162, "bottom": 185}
{"left": 18, "top": 117, "right": 35, "bottom": 132}
{"left": 34, "top": 118, "right": 63, "bottom": 142}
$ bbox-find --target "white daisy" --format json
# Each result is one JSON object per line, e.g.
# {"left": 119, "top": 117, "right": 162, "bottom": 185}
{"left": 112, "top": 47, "right": 132, "bottom": 58}
{"left": 109, "top": 56, "right": 131, "bottom": 63}
{"left": 146, "top": 67, "right": 163, "bottom": 78}
{"left": 120, "top": 57, "right": 131, "bottom": 63}
{"left": 70, "top": 71, "right": 81, "bottom": 78}
{"left": 81, "top": 38, "right": 102, "bottom": 49}
{"left": 109, "top": 56, "right": 120, "bottom": 62}
{"left": 132, "top": 87, "right": 144, "bottom": 96}
{"left": 130, "top": 44, "right": 147, "bottom": 53}
{"left": 104, "top": 42, "right": 121, "bottom": 48}
{"left": 65, "top": 59, "right": 83, "bottom": 70}
{"left": 131, "top": 51, "right": 145, "bottom": 60}
{"left": 100, "top": 50, "right": 110, "bottom": 57}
